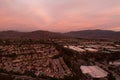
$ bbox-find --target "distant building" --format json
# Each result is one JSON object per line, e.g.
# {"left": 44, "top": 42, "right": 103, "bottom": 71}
{"left": 68, "top": 46, "right": 85, "bottom": 52}
{"left": 80, "top": 65, "right": 108, "bottom": 80}
{"left": 108, "top": 49, "right": 120, "bottom": 52}
{"left": 109, "top": 59, "right": 120, "bottom": 66}
{"left": 85, "top": 48, "right": 98, "bottom": 52}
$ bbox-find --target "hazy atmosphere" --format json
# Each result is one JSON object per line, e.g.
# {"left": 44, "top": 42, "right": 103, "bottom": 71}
{"left": 0, "top": 1, "right": 120, "bottom": 80}
{"left": 0, "top": 0, "right": 120, "bottom": 32}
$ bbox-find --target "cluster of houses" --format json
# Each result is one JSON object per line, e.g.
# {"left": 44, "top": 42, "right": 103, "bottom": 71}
{"left": 0, "top": 44, "right": 72, "bottom": 79}
{"left": 49, "top": 57, "right": 72, "bottom": 78}
{"left": 0, "top": 44, "right": 59, "bottom": 56}
{"left": 62, "top": 40, "right": 120, "bottom": 80}
{"left": 64, "top": 42, "right": 120, "bottom": 53}
{"left": 0, "top": 39, "right": 119, "bottom": 80}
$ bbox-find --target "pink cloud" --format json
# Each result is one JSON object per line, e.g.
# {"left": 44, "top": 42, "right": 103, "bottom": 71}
{"left": 0, "top": 0, "right": 120, "bottom": 32}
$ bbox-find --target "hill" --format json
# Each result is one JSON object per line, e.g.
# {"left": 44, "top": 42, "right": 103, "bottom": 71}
{"left": 64, "top": 30, "right": 120, "bottom": 40}
{"left": 0, "top": 30, "right": 120, "bottom": 40}
{"left": 0, "top": 30, "right": 65, "bottom": 39}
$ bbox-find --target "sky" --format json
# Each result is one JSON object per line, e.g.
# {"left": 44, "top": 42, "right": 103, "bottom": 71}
{"left": 0, "top": 0, "right": 120, "bottom": 32}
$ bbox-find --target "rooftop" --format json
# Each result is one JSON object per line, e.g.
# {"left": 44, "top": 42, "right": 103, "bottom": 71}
{"left": 80, "top": 66, "right": 108, "bottom": 78}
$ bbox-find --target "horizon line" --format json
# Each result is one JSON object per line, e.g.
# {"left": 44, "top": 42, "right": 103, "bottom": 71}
{"left": 0, "top": 29, "right": 120, "bottom": 33}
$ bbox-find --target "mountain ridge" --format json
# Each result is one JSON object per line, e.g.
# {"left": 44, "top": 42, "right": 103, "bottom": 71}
{"left": 0, "top": 30, "right": 120, "bottom": 40}
{"left": 64, "top": 29, "right": 120, "bottom": 40}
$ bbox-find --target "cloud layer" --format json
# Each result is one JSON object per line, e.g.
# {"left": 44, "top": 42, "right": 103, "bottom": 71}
{"left": 0, "top": 0, "right": 120, "bottom": 32}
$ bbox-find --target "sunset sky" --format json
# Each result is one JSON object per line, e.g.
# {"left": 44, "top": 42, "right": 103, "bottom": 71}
{"left": 0, "top": 0, "right": 120, "bottom": 32}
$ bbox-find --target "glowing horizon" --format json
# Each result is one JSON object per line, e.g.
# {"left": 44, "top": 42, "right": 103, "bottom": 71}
{"left": 0, "top": 0, "right": 120, "bottom": 32}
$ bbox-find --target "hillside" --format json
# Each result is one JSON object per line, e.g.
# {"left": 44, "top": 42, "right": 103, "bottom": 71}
{"left": 64, "top": 30, "right": 120, "bottom": 40}
{"left": 0, "top": 30, "right": 64, "bottom": 39}
{"left": 0, "top": 30, "right": 120, "bottom": 40}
